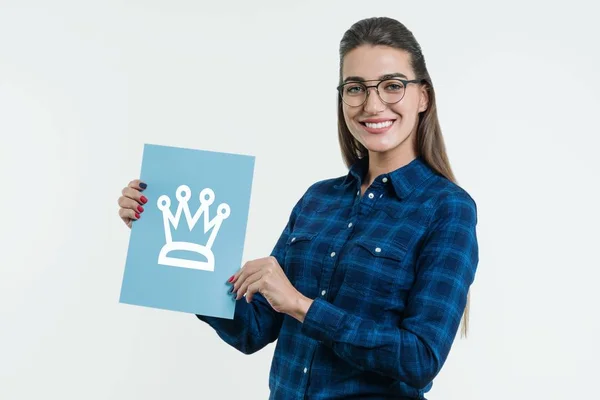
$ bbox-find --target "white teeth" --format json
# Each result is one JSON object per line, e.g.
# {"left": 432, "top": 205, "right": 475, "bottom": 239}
{"left": 365, "top": 120, "right": 393, "bottom": 129}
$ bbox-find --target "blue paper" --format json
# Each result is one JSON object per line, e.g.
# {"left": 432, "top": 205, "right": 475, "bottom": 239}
{"left": 119, "top": 143, "right": 255, "bottom": 319}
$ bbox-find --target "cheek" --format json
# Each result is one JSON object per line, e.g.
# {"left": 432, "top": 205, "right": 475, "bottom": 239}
{"left": 389, "top": 103, "right": 407, "bottom": 118}
{"left": 392, "top": 93, "right": 421, "bottom": 118}
{"left": 342, "top": 107, "right": 360, "bottom": 131}
{"left": 390, "top": 102, "right": 418, "bottom": 125}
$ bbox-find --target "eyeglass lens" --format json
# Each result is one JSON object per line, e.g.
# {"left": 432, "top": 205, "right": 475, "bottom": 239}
{"left": 340, "top": 79, "right": 406, "bottom": 106}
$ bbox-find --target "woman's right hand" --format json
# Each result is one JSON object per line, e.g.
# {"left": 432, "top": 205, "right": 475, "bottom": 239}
{"left": 118, "top": 179, "right": 148, "bottom": 228}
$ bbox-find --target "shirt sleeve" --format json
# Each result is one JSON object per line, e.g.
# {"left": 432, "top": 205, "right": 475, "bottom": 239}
{"left": 196, "top": 194, "right": 305, "bottom": 355}
{"left": 300, "top": 192, "right": 479, "bottom": 389}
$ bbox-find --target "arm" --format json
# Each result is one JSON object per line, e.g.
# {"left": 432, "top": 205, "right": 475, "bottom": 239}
{"left": 196, "top": 280, "right": 283, "bottom": 355}
{"left": 196, "top": 195, "right": 304, "bottom": 354}
{"left": 298, "top": 193, "right": 479, "bottom": 389}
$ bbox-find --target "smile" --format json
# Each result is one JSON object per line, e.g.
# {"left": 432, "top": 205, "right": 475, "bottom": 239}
{"left": 363, "top": 120, "right": 393, "bottom": 129}
{"left": 359, "top": 119, "right": 396, "bottom": 134}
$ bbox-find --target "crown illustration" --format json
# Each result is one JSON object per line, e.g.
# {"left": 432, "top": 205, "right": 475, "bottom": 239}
{"left": 156, "top": 184, "right": 230, "bottom": 272}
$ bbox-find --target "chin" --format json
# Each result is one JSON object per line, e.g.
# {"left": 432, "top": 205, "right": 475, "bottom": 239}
{"left": 353, "top": 123, "right": 408, "bottom": 154}
{"left": 362, "top": 139, "right": 402, "bottom": 155}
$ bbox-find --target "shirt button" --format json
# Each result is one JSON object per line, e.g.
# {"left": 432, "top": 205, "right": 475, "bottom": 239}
{"left": 304, "top": 367, "right": 308, "bottom": 374}
{"left": 382, "top": 177, "right": 388, "bottom": 183}
{"left": 348, "top": 222, "right": 353, "bottom": 228}
{"left": 321, "top": 290, "right": 326, "bottom": 296}
{"left": 368, "top": 193, "right": 374, "bottom": 199}
{"left": 330, "top": 252, "right": 336, "bottom": 257}
{"left": 375, "top": 247, "right": 381, "bottom": 253}
{"left": 291, "top": 237, "right": 296, "bottom": 242}
{"left": 356, "top": 190, "right": 360, "bottom": 196}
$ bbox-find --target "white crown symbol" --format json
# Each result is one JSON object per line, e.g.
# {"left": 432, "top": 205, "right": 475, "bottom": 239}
{"left": 156, "top": 184, "right": 230, "bottom": 272}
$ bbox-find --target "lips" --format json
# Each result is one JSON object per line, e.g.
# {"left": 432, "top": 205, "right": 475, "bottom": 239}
{"left": 359, "top": 118, "right": 396, "bottom": 134}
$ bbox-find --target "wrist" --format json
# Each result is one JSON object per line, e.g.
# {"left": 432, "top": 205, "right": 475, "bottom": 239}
{"left": 288, "top": 293, "right": 314, "bottom": 323}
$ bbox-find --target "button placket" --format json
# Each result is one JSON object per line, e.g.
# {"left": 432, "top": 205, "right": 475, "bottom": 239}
{"left": 321, "top": 206, "right": 357, "bottom": 305}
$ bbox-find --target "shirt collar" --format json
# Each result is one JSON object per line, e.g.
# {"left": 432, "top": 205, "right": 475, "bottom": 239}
{"left": 339, "top": 155, "right": 435, "bottom": 200}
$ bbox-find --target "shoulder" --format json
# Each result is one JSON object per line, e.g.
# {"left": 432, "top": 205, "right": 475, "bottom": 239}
{"left": 292, "top": 174, "right": 349, "bottom": 212}
{"left": 423, "top": 173, "right": 478, "bottom": 226}
{"left": 305, "top": 175, "right": 348, "bottom": 196}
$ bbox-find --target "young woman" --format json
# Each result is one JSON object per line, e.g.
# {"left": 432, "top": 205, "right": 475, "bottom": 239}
{"left": 117, "top": 16, "right": 479, "bottom": 400}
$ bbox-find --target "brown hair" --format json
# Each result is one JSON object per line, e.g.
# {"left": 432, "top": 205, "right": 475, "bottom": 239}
{"left": 337, "top": 16, "right": 471, "bottom": 338}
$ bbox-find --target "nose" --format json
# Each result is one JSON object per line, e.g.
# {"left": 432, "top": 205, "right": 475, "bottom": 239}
{"left": 363, "top": 87, "right": 385, "bottom": 114}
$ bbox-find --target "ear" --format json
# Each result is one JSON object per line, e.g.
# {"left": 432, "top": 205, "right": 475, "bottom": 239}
{"left": 418, "top": 84, "right": 429, "bottom": 112}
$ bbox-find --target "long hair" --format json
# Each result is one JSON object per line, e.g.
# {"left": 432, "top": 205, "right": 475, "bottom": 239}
{"left": 337, "top": 17, "right": 471, "bottom": 338}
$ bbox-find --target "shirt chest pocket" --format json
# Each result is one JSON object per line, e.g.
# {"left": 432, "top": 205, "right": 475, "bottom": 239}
{"left": 284, "top": 232, "right": 321, "bottom": 295}
{"left": 341, "top": 238, "right": 408, "bottom": 297}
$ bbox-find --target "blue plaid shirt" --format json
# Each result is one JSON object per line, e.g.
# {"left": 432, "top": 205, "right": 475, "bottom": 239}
{"left": 197, "top": 155, "right": 479, "bottom": 399}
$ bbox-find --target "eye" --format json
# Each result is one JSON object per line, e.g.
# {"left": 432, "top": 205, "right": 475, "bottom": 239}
{"left": 383, "top": 80, "right": 404, "bottom": 91}
{"left": 345, "top": 84, "right": 365, "bottom": 95}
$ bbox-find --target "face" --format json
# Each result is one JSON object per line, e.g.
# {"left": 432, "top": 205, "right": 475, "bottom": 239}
{"left": 340, "top": 45, "right": 428, "bottom": 160}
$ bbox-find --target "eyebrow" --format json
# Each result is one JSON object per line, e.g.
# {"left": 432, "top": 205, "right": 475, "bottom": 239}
{"left": 343, "top": 72, "right": 408, "bottom": 83}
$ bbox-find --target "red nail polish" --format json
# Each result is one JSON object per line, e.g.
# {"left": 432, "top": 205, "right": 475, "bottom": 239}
{"left": 137, "top": 205, "right": 144, "bottom": 212}
{"left": 135, "top": 212, "right": 140, "bottom": 219}
{"left": 140, "top": 196, "right": 147, "bottom": 204}
{"left": 228, "top": 275, "right": 235, "bottom": 283}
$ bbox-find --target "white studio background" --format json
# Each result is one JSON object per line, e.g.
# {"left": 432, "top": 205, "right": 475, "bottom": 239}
{"left": 1, "top": 1, "right": 598, "bottom": 399}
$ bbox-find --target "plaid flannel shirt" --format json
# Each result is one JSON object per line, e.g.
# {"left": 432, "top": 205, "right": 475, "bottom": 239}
{"left": 197, "top": 155, "right": 479, "bottom": 400}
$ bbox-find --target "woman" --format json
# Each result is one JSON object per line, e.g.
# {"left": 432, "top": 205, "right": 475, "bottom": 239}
{"left": 117, "top": 16, "right": 479, "bottom": 400}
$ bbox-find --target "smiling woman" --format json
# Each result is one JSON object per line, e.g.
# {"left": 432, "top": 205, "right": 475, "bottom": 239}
{"left": 339, "top": 44, "right": 429, "bottom": 160}
{"left": 117, "top": 15, "right": 479, "bottom": 400}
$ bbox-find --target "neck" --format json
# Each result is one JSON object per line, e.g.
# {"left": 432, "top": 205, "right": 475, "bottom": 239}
{"left": 363, "top": 146, "right": 416, "bottom": 188}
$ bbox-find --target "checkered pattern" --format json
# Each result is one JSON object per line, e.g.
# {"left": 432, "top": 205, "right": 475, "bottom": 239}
{"left": 198, "top": 156, "right": 479, "bottom": 400}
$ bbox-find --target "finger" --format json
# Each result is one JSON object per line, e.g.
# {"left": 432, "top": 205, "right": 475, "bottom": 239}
{"left": 119, "top": 207, "right": 140, "bottom": 224}
{"left": 118, "top": 195, "right": 145, "bottom": 214}
{"left": 230, "top": 259, "right": 255, "bottom": 288}
{"left": 245, "top": 280, "right": 263, "bottom": 303}
{"left": 128, "top": 179, "right": 148, "bottom": 191}
{"left": 121, "top": 186, "right": 148, "bottom": 206}
{"left": 231, "top": 264, "right": 255, "bottom": 296}
{"left": 234, "top": 269, "right": 264, "bottom": 301}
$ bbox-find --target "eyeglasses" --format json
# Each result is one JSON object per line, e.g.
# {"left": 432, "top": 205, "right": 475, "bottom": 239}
{"left": 337, "top": 78, "right": 422, "bottom": 107}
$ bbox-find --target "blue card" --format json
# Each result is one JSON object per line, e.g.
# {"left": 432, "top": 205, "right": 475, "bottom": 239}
{"left": 119, "top": 143, "right": 255, "bottom": 319}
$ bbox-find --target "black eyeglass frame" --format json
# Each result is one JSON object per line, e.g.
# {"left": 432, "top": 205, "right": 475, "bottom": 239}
{"left": 336, "top": 78, "right": 424, "bottom": 107}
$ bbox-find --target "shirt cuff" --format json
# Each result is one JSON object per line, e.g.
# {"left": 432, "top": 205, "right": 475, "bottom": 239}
{"left": 301, "top": 297, "right": 345, "bottom": 343}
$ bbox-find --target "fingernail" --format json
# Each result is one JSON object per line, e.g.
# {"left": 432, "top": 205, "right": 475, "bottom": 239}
{"left": 137, "top": 205, "right": 144, "bottom": 212}
{"left": 228, "top": 286, "right": 235, "bottom": 293}
{"left": 140, "top": 182, "right": 147, "bottom": 189}
{"left": 228, "top": 275, "right": 235, "bottom": 283}
{"left": 135, "top": 212, "right": 140, "bottom": 219}
{"left": 140, "top": 196, "right": 147, "bottom": 204}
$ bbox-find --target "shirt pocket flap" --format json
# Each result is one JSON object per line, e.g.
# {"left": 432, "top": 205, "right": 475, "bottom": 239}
{"left": 286, "top": 231, "right": 318, "bottom": 246}
{"left": 342, "top": 238, "right": 408, "bottom": 296}
{"left": 355, "top": 238, "right": 407, "bottom": 261}
{"left": 284, "top": 231, "right": 320, "bottom": 285}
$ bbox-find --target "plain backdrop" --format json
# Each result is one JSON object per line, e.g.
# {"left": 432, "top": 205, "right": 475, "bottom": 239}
{"left": 1, "top": 1, "right": 599, "bottom": 399}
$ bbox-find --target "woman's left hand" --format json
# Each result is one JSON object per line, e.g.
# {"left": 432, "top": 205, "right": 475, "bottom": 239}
{"left": 228, "top": 256, "right": 313, "bottom": 321}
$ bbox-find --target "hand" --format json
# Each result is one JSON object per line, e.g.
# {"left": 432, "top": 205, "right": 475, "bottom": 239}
{"left": 117, "top": 179, "right": 148, "bottom": 228}
{"left": 229, "top": 256, "right": 314, "bottom": 322}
